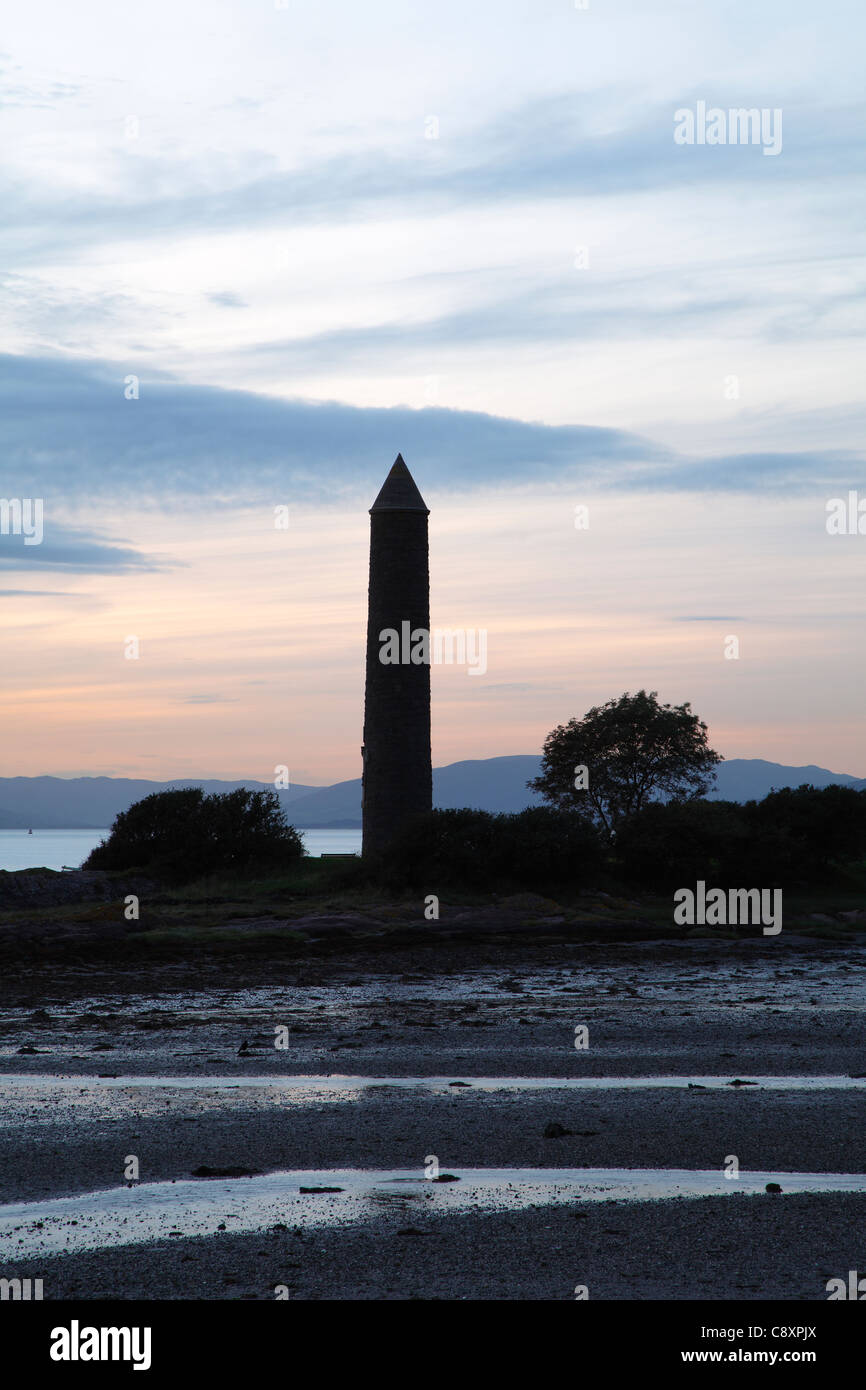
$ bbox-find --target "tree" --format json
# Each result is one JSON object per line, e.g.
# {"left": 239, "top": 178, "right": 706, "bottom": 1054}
{"left": 528, "top": 690, "right": 722, "bottom": 839}
{"left": 84, "top": 786, "right": 305, "bottom": 881}
{"left": 745, "top": 784, "right": 866, "bottom": 880}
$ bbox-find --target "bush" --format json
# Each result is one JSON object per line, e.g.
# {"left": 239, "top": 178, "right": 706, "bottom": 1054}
{"left": 744, "top": 784, "right": 866, "bottom": 882}
{"left": 616, "top": 785, "right": 866, "bottom": 890}
{"left": 84, "top": 787, "right": 305, "bottom": 882}
{"left": 376, "top": 806, "right": 603, "bottom": 892}
{"left": 615, "top": 799, "right": 754, "bottom": 890}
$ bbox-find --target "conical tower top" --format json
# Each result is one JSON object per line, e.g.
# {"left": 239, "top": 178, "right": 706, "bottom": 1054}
{"left": 370, "top": 454, "right": 429, "bottom": 513}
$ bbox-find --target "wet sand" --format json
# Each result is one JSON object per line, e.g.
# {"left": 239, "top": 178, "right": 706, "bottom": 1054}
{"left": 1, "top": 936, "right": 864, "bottom": 1298}
{"left": 6, "top": 1193, "right": 865, "bottom": 1301}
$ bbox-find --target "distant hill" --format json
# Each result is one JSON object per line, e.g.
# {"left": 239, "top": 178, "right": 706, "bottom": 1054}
{"left": 267, "top": 756, "right": 548, "bottom": 827}
{"left": 0, "top": 758, "right": 863, "bottom": 830}
{"left": 713, "top": 759, "right": 866, "bottom": 801}
{"left": 0, "top": 776, "right": 318, "bottom": 830}
{"left": 282, "top": 756, "right": 866, "bottom": 825}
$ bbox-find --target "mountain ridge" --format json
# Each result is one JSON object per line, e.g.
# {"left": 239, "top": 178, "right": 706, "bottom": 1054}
{"left": 0, "top": 758, "right": 863, "bottom": 829}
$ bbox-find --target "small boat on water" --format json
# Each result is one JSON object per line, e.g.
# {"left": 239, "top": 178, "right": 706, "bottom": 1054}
{"left": 27, "top": 828, "right": 33, "bottom": 835}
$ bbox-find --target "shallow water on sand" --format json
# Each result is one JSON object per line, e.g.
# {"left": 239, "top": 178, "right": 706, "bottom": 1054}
{"left": 2, "top": 1072, "right": 865, "bottom": 1095}
{"left": 3, "top": 1166, "right": 866, "bottom": 1258}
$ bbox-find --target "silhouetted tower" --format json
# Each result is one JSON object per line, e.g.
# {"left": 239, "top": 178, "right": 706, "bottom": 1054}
{"left": 362, "top": 454, "right": 432, "bottom": 855}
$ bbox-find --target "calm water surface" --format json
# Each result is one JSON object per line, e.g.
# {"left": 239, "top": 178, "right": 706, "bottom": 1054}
{"left": 0, "top": 827, "right": 361, "bottom": 871}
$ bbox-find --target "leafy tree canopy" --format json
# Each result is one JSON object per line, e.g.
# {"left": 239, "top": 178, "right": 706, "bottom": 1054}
{"left": 528, "top": 689, "right": 722, "bottom": 838}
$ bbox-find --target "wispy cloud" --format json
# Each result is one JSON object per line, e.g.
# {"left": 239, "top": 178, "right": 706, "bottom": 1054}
{"left": 207, "top": 291, "right": 247, "bottom": 309}
{"left": 0, "top": 351, "right": 661, "bottom": 504}
{"left": 0, "top": 353, "right": 861, "bottom": 506}
{"left": 4, "top": 93, "right": 865, "bottom": 264}
{"left": 0, "top": 53, "right": 81, "bottom": 110}
{"left": 0, "top": 519, "right": 170, "bottom": 573}
{"left": 178, "top": 693, "right": 239, "bottom": 705}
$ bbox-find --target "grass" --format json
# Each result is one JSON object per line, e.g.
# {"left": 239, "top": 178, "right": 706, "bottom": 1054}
{"left": 0, "top": 854, "right": 862, "bottom": 957}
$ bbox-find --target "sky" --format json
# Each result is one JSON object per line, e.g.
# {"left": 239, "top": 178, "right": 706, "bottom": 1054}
{"left": 1, "top": 0, "right": 864, "bottom": 783}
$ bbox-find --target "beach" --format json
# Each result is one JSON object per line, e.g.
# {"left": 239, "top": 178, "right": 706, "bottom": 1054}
{"left": 1, "top": 924, "right": 864, "bottom": 1299}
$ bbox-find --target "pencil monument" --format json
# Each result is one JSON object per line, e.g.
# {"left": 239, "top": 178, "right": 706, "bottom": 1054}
{"left": 361, "top": 454, "right": 433, "bottom": 855}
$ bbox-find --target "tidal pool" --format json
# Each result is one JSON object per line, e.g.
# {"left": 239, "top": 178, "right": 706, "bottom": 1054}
{"left": 3, "top": 1166, "right": 866, "bottom": 1259}
{"left": 2, "top": 1072, "right": 865, "bottom": 1094}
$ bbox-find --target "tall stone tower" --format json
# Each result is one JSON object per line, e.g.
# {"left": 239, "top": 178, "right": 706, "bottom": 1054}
{"left": 362, "top": 454, "right": 432, "bottom": 856}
